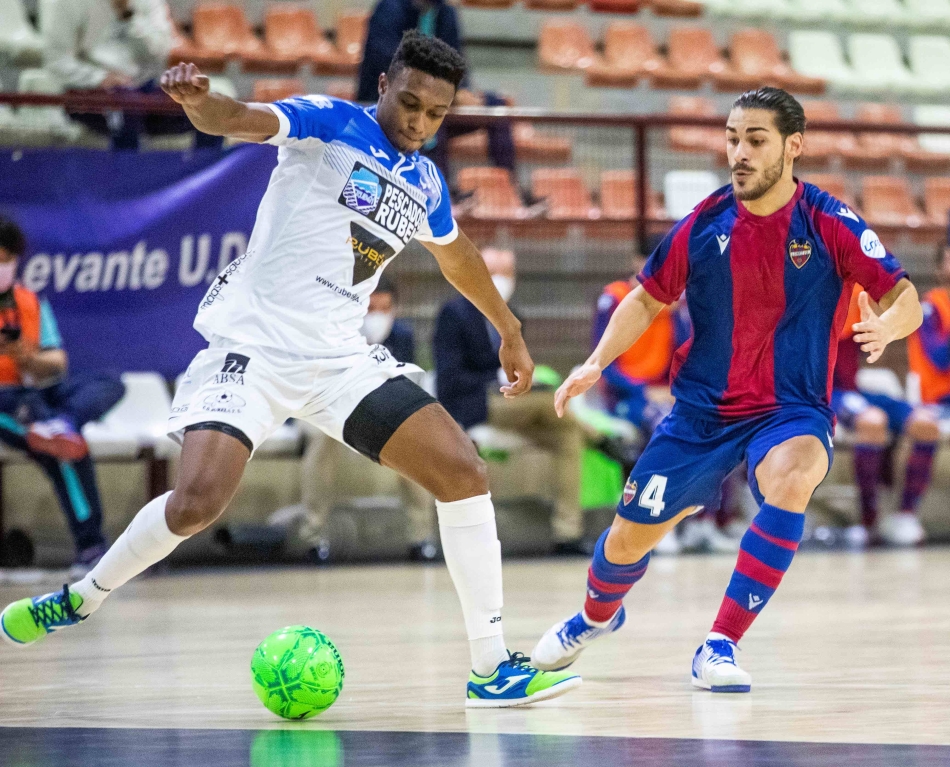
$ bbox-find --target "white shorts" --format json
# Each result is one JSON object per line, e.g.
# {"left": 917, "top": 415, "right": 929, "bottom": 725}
{"left": 168, "top": 335, "right": 430, "bottom": 459}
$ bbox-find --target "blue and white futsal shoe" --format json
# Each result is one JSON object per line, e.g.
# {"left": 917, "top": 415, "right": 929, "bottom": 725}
{"left": 466, "top": 652, "right": 581, "bottom": 708}
{"left": 691, "top": 636, "right": 752, "bottom": 693}
{"left": 531, "top": 606, "right": 626, "bottom": 671}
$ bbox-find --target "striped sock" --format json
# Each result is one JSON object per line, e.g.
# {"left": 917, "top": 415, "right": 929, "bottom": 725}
{"left": 583, "top": 529, "right": 650, "bottom": 624}
{"left": 853, "top": 444, "right": 884, "bottom": 528}
{"left": 900, "top": 441, "right": 937, "bottom": 513}
{"left": 711, "top": 503, "right": 804, "bottom": 643}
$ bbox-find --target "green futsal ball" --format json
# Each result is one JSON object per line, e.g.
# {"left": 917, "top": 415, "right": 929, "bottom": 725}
{"left": 251, "top": 625, "right": 345, "bottom": 720}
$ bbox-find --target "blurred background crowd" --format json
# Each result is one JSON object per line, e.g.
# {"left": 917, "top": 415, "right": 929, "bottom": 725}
{"left": 1, "top": 0, "right": 950, "bottom": 575}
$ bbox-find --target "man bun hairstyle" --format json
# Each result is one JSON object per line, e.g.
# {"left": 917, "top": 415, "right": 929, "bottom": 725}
{"left": 0, "top": 216, "right": 26, "bottom": 257}
{"left": 388, "top": 30, "right": 466, "bottom": 90}
{"left": 733, "top": 87, "right": 806, "bottom": 140}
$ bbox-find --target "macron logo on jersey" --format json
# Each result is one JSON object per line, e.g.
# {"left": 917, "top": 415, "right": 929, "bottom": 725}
{"left": 338, "top": 162, "right": 426, "bottom": 244}
{"left": 717, "top": 234, "right": 730, "bottom": 254}
{"left": 838, "top": 206, "right": 860, "bottom": 223}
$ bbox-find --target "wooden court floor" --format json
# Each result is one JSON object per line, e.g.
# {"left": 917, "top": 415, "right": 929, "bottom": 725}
{"left": 2, "top": 549, "right": 950, "bottom": 766}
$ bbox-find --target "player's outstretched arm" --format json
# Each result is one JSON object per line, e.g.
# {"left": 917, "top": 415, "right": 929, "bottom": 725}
{"left": 160, "top": 63, "right": 280, "bottom": 143}
{"left": 422, "top": 231, "right": 533, "bottom": 398}
{"left": 554, "top": 286, "right": 666, "bottom": 417}
{"left": 852, "top": 278, "right": 923, "bottom": 364}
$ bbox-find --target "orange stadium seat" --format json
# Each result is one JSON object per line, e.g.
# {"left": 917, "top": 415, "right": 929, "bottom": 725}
{"left": 538, "top": 20, "right": 597, "bottom": 72}
{"left": 456, "top": 167, "right": 529, "bottom": 220}
{"left": 318, "top": 12, "right": 368, "bottom": 75}
{"left": 531, "top": 169, "right": 599, "bottom": 219}
{"left": 462, "top": 0, "right": 516, "bottom": 7}
{"left": 600, "top": 171, "right": 664, "bottom": 220}
{"left": 588, "top": 0, "right": 644, "bottom": 14}
{"left": 924, "top": 177, "right": 950, "bottom": 228}
{"left": 841, "top": 103, "right": 915, "bottom": 171}
{"left": 714, "top": 29, "right": 825, "bottom": 95}
{"left": 526, "top": 0, "right": 580, "bottom": 11}
{"left": 242, "top": 5, "right": 336, "bottom": 74}
{"left": 860, "top": 176, "right": 926, "bottom": 230}
{"left": 169, "top": 3, "right": 264, "bottom": 72}
{"left": 648, "top": 0, "right": 704, "bottom": 16}
{"left": 252, "top": 78, "right": 305, "bottom": 103}
{"left": 799, "top": 100, "right": 859, "bottom": 167}
{"left": 668, "top": 95, "right": 722, "bottom": 154}
{"left": 449, "top": 124, "right": 572, "bottom": 163}
{"left": 325, "top": 80, "right": 357, "bottom": 101}
{"left": 803, "top": 174, "right": 855, "bottom": 210}
{"left": 585, "top": 23, "right": 663, "bottom": 88}
{"left": 651, "top": 27, "right": 726, "bottom": 90}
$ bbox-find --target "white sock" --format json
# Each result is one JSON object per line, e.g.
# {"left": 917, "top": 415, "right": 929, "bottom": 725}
{"left": 582, "top": 608, "right": 616, "bottom": 629}
{"left": 72, "top": 492, "right": 187, "bottom": 615}
{"left": 436, "top": 493, "right": 508, "bottom": 676}
{"left": 707, "top": 631, "right": 734, "bottom": 643}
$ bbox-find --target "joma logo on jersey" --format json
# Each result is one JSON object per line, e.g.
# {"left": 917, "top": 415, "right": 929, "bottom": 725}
{"left": 349, "top": 222, "right": 396, "bottom": 285}
{"left": 338, "top": 162, "right": 425, "bottom": 244}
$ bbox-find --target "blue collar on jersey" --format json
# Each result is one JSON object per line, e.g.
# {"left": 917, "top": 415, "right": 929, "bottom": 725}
{"left": 361, "top": 104, "right": 421, "bottom": 163}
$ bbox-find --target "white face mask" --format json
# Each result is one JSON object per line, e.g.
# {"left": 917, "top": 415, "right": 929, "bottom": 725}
{"left": 0, "top": 262, "right": 16, "bottom": 293}
{"left": 361, "top": 311, "right": 394, "bottom": 345}
{"left": 492, "top": 275, "right": 515, "bottom": 303}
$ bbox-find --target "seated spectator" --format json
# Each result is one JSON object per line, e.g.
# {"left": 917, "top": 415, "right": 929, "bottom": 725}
{"left": 434, "top": 247, "right": 587, "bottom": 554}
{"left": 356, "top": 0, "right": 515, "bottom": 174}
{"left": 295, "top": 278, "right": 438, "bottom": 563}
{"left": 910, "top": 242, "right": 950, "bottom": 413}
{"left": 0, "top": 217, "right": 124, "bottom": 575}
{"left": 39, "top": 0, "right": 221, "bottom": 150}
{"left": 834, "top": 284, "right": 940, "bottom": 547}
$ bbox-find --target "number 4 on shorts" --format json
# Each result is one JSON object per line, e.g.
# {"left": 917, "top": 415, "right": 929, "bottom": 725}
{"left": 639, "top": 474, "right": 667, "bottom": 517}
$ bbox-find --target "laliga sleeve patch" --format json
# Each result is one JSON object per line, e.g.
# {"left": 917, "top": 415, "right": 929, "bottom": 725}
{"left": 860, "top": 229, "right": 886, "bottom": 260}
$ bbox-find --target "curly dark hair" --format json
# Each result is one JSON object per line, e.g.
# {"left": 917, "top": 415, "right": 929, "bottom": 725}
{"left": 0, "top": 216, "right": 26, "bottom": 257}
{"left": 733, "top": 87, "right": 806, "bottom": 140}
{"left": 387, "top": 30, "right": 467, "bottom": 90}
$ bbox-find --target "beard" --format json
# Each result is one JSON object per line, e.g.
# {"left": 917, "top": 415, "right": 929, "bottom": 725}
{"left": 732, "top": 152, "right": 786, "bottom": 201}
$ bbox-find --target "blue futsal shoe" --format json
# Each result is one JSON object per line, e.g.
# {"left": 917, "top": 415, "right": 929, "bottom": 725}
{"left": 466, "top": 652, "right": 582, "bottom": 708}
{"left": 691, "top": 636, "right": 752, "bottom": 693}
{"left": 531, "top": 606, "right": 626, "bottom": 671}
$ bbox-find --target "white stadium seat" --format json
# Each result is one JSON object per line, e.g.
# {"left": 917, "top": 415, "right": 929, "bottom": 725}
{"left": 0, "top": 0, "right": 42, "bottom": 64}
{"left": 846, "top": 34, "right": 917, "bottom": 93}
{"left": 849, "top": 0, "right": 912, "bottom": 24}
{"left": 14, "top": 68, "right": 82, "bottom": 140}
{"left": 664, "top": 171, "right": 721, "bottom": 221}
{"left": 906, "top": 0, "right": 950, "bottom": 28}
{"left": 908, "top": 36, "right": 950, "bottom": 95}
{"left": 913, "top": 104, "right": 950, "bottom": 154}
{"left": 791, "top": 0, "right": 853, "bottom": 22}
{"left": 789, "top": 31, "right": 856, "bottom": 89}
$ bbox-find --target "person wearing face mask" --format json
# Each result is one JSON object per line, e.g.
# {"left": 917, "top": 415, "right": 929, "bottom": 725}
{"left": 291, "top": 277, "right": 439, "bottom": 563}
{"left": 0, "top": 217, "right": 125, "bottom": 576}
{"left": 434, "top": 247, "right": 588, "bottom": 555}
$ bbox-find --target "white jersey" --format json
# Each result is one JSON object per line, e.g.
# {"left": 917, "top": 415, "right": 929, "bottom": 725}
{"left": 193, "top": 96, "right": 458, "bottom": 359}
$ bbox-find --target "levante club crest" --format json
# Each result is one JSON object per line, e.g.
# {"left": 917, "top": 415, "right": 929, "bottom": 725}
{"left": 622, "top": 478, "right": 638, "bottom": 506}
{"left": 788, "top": 239, "right": 812, "bottom": 269}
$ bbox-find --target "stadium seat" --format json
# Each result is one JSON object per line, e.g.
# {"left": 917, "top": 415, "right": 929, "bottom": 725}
{"left": 847, "top": 34, "right": 917, "bottom": 93}
{"left": 788, "top": 31, "right": 855, "bottom": 89}
{"left": 651, "top": 27, "right": 726, "bottom": 90}
{"left": 13, "top": 68, "right": 81, "bottom": 141}
{"left": 905, "top": 0, "right": 950, "bottom": 28}
{"left": 461, "top": 0, "right": 516, "bottom": 8}
{"left": 789, "top": 0, "right": 852, "bottom": 22}
{"left": 82, "top": 373, "right": 176, "bottom": 461}
{"left": 664, "top": 170, "right": 721, "bottom": 220}
{"left": 456, "top": 167, "right": 530, "bottom": 220}
{"left": 538, "top": 20, "right": 597, "bottom": 72}
{"left": 599, "top": 171, "right": 664, "bottom": 220}
{"left": 252, "top": 78, "right": 306, "bottom": 103}
{"left": 531, "top": 169, "right": 599, "bottom": 220}
{"left": 170, "top": 3, "right": 265, "bottom": 72}
{"left": 725, "top": 0, "right": 797, "bottom": 18}
{"left": 799, "top": 100, "right": 859, "bottom": 166}
{"left": 0, "top": 0, "right": 42, "bottom": 64}
{"left": 648, "top": 0, "right": 704, "bottom": 15}
{"left": 908, "top": 36, "right": 950, "bottom": 96}
{"left": 450, "top": 124, "right": 572, "bottom": 163}
{"left": 804, "top": 173, "right": 855, "bottom": 209}
{"left": 841, "top": 103, "right": 913, "bottom": 170}
{"left": 320, "top": 12, "right": 369, "bottom": 75}
{"left": 924, "top": 177, "right": 950, "bottom": 227}
{"left": 914, "top": 104, "right": 950, "bottom": 154}
{"left": 667, "top": 95, "right": 722, "bottom": 154}
{"left": 849, "top": 0, "right": 911, "bottom": 24}
{"left": 588, "top": 0, "right": 643, "bottom": 13}
{"left": 207, "top": 75, "right": 238, "bottom": 98}
{"left": 526, "top": 0, "right": 580, "bottom": 11}
{"left": 242, "top": 5, "right": 336, "bottom": 74}
{"left": 860, "top": 176, "right": 926, "bottom": 230}
{"left": 714, "top": 28, "right": 825, "bottom": 94}
{"left": 585, "top": 23, "right": 663, "bottom": 88}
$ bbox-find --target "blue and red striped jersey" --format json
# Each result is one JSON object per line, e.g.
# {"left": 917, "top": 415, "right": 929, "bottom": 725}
{"left": 638, "top": 181, "right": 907, "bottom": 421}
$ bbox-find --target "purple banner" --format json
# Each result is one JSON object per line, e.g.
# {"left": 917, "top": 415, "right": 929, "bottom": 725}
{"left": 0, "top": 144, "right": 277, "bottom": 378}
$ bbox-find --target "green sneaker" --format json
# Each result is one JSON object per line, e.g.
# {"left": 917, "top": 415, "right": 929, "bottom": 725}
{"left": 1, "top": 584, "right": 86, "bottom": 646}
{"left": 465, "top": 651, "right": 582, "bottom": 708}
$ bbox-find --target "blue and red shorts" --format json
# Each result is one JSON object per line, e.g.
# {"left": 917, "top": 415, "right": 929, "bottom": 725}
{"left": 617, "top": 404, "right": 834, "bottom": 524}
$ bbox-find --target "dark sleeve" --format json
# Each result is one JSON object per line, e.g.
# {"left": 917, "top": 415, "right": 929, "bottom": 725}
{"left": 356, "top": 0, "right": 407, "bottom": 102}
{"left": 434, "top": 303, "right": 496, "bottom": 399}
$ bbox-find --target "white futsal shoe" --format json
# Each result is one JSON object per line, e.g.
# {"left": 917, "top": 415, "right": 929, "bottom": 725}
{"left": 880, "top": 513, "right": 926, "bottom": 547}
{"left": 531, "top": 607, "right": 626, "bottom": 671}
{"left": 691, "top": 634, "right": 752, "bottom": 693}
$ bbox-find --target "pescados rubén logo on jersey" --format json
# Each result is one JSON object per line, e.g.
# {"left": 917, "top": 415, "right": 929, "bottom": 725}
{"left": 338, "top": 162, "right": 426, "bottom": 244}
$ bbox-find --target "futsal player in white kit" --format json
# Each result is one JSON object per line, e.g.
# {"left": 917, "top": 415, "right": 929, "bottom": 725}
{"left": 1, "top": 31, "right": 581, "bottom": 708}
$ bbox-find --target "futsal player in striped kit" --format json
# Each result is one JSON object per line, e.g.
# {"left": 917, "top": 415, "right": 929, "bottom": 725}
{"left": 533, "top": 88, "right": 924, "bottom": 692}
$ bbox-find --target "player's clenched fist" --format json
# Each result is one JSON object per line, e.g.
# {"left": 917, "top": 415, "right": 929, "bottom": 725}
{"left": 160, "top": 63, "right": 210, "bottom": 106}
